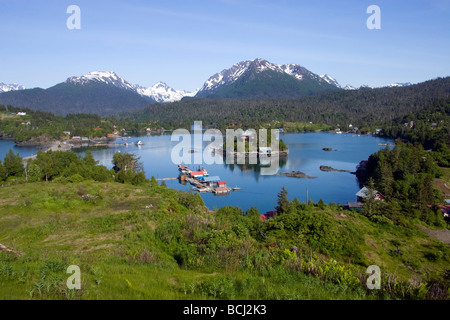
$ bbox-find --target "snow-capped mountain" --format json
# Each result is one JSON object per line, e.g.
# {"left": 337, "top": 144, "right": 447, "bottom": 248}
{"left": 66, "top": 71, "right": 137, "bottom": 91}
{"left": 196, "top": 58, "right": 339, "bottom": 98}
{"left": 0, "top": 83, "right": 25, "bottom": 93}
{"left": 136, "top": 81, "right": 198, "bottom": 103}
{"left": 66, "top": 71, "right": 195, "bottom": 103}
{"left": 343, "top": 84, "right": 357, "bottom": 90}
{"left": 320, "top": 74, "right": 341, "bottom": 88}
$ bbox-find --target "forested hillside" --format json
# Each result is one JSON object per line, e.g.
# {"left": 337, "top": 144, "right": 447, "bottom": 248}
{"left": 121, "top": 77, "right": 450, "bottom": 130}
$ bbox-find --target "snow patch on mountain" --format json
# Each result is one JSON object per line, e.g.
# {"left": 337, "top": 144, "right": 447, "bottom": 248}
{"left": 387, "top": 82, "right": 411, "bottom": 87}
{"left": 320, "top": 74, "right": 341, "bottom": 88}
{"left": 0, "top": 83, "right": 26, "bottom": 93}
{"left": 66, "top": 71, "right": 137, "bottom": 91}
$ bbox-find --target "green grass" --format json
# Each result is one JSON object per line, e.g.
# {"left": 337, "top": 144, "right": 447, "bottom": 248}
{"left": 0, "top": 181, "right": 448, "bottom": 300}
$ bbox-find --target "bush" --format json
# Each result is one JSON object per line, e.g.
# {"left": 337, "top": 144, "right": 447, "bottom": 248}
{"left": 67, "top": 174, "right": 84, "bottom": 183}
{"left": 370, "top": 215, "right": 394, "bottom": 225}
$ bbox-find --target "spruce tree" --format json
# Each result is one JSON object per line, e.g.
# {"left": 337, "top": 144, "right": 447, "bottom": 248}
{"left": 276, "top": 186, "right": 289, "bottom": 214}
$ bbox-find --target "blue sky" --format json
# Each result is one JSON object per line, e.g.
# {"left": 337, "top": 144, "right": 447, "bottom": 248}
{"left": 0, "top": 0, "right": 449, "bottom": 91}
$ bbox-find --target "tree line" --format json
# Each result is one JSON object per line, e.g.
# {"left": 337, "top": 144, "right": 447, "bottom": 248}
{"left": 120, "top": 77, "right": 450, "bottom": 131}
{"left": 0, "top": 149, "right": 147, "bottom": 186}
{"left": 0, "top": 104, "right": 154, "bottom": 143}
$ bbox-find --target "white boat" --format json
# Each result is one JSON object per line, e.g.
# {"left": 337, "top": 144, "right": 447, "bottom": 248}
{"left": 136, "top": 140, "right": 144, "bottom": 145}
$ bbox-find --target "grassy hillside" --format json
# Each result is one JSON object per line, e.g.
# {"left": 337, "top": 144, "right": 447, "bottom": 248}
{"left": 0, "top": 180, "right": 448, "bottom": 300}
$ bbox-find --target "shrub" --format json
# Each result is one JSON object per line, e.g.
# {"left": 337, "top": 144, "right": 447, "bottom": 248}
{"left": 68, "top": 174, "right": 84, "bottom": 183}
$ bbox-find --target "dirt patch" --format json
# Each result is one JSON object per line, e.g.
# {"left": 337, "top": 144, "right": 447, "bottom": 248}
{"left": 83, "top": 243, "right": 115, "bottom": 252}
{"left": 365, "top": 236, "right": 379, "bottom": 250}
{"left": 433, "top": 178, "right": 450, "bottom": 198}
{"left": 0, "top": 243, "right": 22, "bottom": 256}
{"left": 420, "top": 226, "right": 450, "bottom": 244}
{"left": 147, "top": 221, "right": 157, "bottom": 231}
{"left": 334, "top": 212, "right": 348, "bottom": 220}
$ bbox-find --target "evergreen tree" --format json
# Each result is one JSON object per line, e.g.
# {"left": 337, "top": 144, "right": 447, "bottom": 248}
{"left": 276, "top": 186, "right": 289, "bottom": 214}
{"left": 417, "top": 174, "right": 435, "bottom": 221}
{"left": 0, "top": 160, "right": 6, "bottom": 181}
{"left": 112, "top": 152, "right": 143, "bottom": 174}
{"left": 83, "top": 150, "right": 98, "bottom": 167}
{"left": 378, "top": 162, "right": 394, "bottom": 199}
{"left": 3, "top": 149, "right": 24, "bottom": 178}
{"left": 361, "top": 178, "right": 377, "bottom": 217}
{"left": 318, "top": 198, "right": 327, "bottom": 210}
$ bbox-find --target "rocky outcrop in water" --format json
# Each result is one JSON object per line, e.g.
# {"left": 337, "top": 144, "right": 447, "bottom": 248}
{"left": 320, "top": 165, "right": 350, "bottom": 172}
{"left": 279, "top": 171, "right": 317, "bottom": 179}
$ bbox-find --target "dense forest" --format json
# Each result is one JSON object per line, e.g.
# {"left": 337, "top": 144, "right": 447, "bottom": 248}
{"left": 380, "top": 99, "right": 450, "bottom": 165}
{"left": 121, "top": 77, "right": 450, "bottom": 131}
{"left": 360, "top": 141, "right": 446, "bottom": 227}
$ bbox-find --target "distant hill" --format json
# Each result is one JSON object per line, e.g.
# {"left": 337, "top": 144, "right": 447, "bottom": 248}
{"left": 121, "top": 77, "right": 450, "bottom": 129}
{"left": 0, "top": 81, "right": 150, "bottom": 116}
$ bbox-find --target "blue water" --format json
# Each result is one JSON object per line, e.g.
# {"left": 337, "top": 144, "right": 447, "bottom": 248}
{"left": 0, "top": 140, "right": 41, "bottom": 159}
{"left": 0, "top": 133, "right": 393, "bottom": 213}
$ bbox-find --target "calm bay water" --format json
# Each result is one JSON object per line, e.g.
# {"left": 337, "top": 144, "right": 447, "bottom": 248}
{"left": 0, "top": 133, "right": 393, "bottom": 213}
{"left": 0, "top": 140, "right": 41, "bottom": 159}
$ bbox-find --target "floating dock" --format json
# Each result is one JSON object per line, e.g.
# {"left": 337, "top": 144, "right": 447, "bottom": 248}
{"left": 177, "top": 165, "right": 237, "bottom": 195}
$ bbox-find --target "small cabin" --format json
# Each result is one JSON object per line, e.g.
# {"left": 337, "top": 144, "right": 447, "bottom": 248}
{"left": 357, "top": 160, "right": 368, "bottom": 171}
{"left": 217, "top": 181, "right": 227, "bottom": 188}
{"left": 260, "top": 210, "right": 277, "bottom": 221}
{"left": 356, "top": 187, "right": 385, "bottom": 202}
{"left": 347, "top": 202, "right": 364, "bottom": 210}
{"left": 203, "top": 176, "right": 220, "bottom": 186}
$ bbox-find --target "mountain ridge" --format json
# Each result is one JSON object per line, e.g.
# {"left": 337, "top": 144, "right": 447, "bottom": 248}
{"left": 195, "top": 58, "right": 339, "bottom": 98}
{"left": 0, "top": 59, "right": 427, "bottom": 115}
